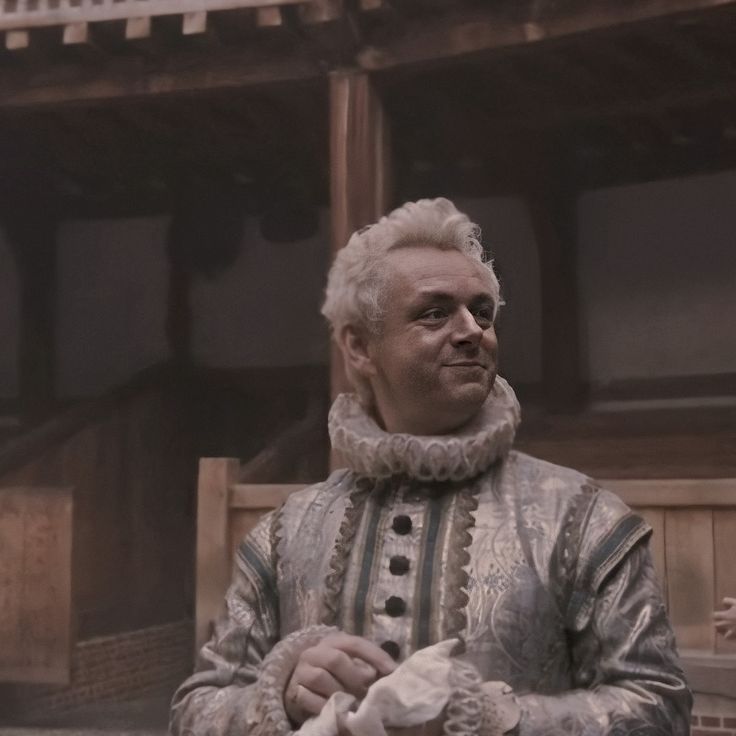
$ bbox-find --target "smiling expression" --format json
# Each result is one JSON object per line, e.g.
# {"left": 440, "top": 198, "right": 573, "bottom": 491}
{"left": 355, "top": 245, "right": 499, "bottom": 435}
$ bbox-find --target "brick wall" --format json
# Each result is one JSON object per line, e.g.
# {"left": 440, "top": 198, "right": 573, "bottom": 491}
{"left": 0, "top": 620, "right": 193, "bottom": 720}
{"left": 692, "top": 715, "right": 736, "bottom": 736}
{"left": 692, "top": 694, "right": 736, "bottom": 736}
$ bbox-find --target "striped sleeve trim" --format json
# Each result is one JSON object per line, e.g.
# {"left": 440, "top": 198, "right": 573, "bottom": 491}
{"left": 568, "top": 511, "right": 652, "bottom": 630}
{"left": 237, "top": 538, "right": 278, "bottom": 607}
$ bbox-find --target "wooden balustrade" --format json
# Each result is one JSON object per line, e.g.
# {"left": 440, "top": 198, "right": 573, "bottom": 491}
{"left": 0, "top": 0, "right": 303, "bottom": 30}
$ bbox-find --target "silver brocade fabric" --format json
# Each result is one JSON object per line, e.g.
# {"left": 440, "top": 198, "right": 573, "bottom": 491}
{"left": 171, "top": 386, "right": 691, "bottom": 736}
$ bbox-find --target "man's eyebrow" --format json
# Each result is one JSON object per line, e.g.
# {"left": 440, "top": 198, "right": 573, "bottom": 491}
{"left": 410, "top": 289, "right": 495, "bottom": 304}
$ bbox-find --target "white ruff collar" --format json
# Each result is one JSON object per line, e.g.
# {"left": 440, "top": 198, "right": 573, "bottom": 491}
{"left": 328, "top": 376, "right": 521, "bottom": 482}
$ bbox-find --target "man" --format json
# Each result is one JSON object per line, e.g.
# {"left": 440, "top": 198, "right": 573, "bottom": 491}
{"left": 171, "top": 198, "right": 691, "bottom": 735}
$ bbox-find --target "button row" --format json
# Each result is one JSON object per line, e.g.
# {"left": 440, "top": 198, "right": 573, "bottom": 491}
{"left": 380, "top": 517, "right": 413, "bottom": 661}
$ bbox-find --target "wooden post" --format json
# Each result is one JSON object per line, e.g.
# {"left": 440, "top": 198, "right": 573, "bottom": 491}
{"left": 166, "top": 259, "right": 192, "bottom": 367}
{"left": 526, "top": 183, "right": 583, "bottom": 411}
{"left": 328, "top": 69, "right": 391, "bottom": 398}
{"left": 195, "top": 457, "right": 239, "bottom": 656}
{"left": 5, "top": 215, "right": 58, "bottom": 424}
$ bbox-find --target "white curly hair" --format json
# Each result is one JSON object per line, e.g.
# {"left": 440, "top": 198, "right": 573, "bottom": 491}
{"left": 322, "top": 197, "right": 501, "bottom": 336}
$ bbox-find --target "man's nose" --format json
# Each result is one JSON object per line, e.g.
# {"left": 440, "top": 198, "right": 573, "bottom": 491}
{"left": 451, "top": 307, "right": 484, "bottom": 345}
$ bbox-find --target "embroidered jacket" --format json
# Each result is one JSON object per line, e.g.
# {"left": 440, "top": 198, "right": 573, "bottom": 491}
{"left": 171, "top": 378, "right": 691, "bottom": 735}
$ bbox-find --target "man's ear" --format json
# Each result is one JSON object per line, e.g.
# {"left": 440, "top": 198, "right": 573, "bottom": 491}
{"left": 339, "top": 324, "right": 377, "bottom": 379}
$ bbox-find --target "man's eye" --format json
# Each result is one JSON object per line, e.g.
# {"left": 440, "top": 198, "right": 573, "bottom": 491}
{"left": 420, "top": 308, "right": 447, "bottom": 321}
{"left": 473, "top": 306, "right": 495, "bottom": 325}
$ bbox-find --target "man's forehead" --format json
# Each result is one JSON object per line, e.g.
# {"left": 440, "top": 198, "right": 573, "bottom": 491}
{"left": 384, "top": 246, "right": 494, "bottom": 294}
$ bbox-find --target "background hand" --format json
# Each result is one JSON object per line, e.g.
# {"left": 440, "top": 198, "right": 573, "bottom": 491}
{"left": 714, "top": 597, "right": 736, "bottom": 639}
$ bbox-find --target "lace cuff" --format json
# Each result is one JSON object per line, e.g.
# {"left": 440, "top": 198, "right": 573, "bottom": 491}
{"left": 478, "top": 682, "right": 521, "bottom": 736}
{"left": 444, "top": 659, "right": 520, "bottom": 736}
{"left": 245, "top": 625, "right": 338, "bottom": 736}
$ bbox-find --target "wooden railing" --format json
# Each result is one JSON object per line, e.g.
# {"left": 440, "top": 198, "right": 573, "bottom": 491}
{"left": 0, "top": 0, "right": 302, "bottom": 30}
{"left": 195, "top": 457, "right": 304, "bottom": 653}
{"left": 195, "top": 462, "right": 736, "bottom": 700}
{"left": 0, "top": 366, "right": 195, "bottom": 683}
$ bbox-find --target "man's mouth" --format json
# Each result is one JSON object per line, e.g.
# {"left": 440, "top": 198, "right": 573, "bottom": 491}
{"left": 445, "top": 361, "right": 487, "bottom": 368}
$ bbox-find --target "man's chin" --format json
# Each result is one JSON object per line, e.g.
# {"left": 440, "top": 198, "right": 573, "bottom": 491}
{"left": 439, "top": 383, "right": 492, "bottom": 427}
{"left": 448, "top": 376, "right": 492, "bottom": 403}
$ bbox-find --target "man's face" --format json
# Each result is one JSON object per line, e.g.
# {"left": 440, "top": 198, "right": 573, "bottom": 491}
{"left": 360, "top": 245, "right": 498, "bottom": 435}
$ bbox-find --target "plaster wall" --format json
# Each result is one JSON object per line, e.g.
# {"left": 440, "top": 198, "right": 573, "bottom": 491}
{"left": 456, "top": 196, "right": 543, "bottom": 386}
{"left": 56, "top": 216, "right": 170, "bottom": 397}
{"left": 578, "top": 169, "right": 736, "bottom": 383}
{"left": 190, "top": 211, "right": 332, "bottom": 368}
{"left": 0, "top": 228, "right": 20, "bottom": 400}
{"left": 18, "top": 170, "right": 736, "bottom": 400}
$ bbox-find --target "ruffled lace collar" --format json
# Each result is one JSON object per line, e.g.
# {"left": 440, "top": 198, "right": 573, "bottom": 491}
{"left": 328, "top": 376, "right": 521, "bottom": 482}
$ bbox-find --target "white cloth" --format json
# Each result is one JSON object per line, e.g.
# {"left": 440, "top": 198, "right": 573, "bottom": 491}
{"left": 297, "top": 640, "right": 458, "bottom": 736}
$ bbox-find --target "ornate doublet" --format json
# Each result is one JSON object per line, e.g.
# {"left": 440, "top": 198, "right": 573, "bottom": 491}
{"left": 172, "top": 378, "right": 691, "bottom": 736}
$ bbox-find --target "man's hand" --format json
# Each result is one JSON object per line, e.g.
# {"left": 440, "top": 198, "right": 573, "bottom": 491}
{"left": 284, "top": 632, "right": 397, "bottom": 726}
{"left": 714, "top": 597, "right": 736, "bottom": 639}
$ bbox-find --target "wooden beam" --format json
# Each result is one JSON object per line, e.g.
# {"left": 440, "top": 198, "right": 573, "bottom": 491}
{"left": 62, "top": 22, "right": 89, "bottom": 46}
{"left": 5, "top": 29, "right": 29, "bottom": 51}
{"left": 329, "top": 68, "right": 392, "bottom": 398}
{"left": 256, "top": 6, "right": 283, "bottom": 27}
{"left": 125, "top": 16, "right": 152, "bottom": 40}
{"left": 298, "top": 0, "right": 344, "bottom": 24}
{"left": 604, "top": 478, "right": 736, "bottom": 507}
{"left": 182, "top": 11, "right": 208, "bottom": 36}
{"left": 357, "top": 0, "right": 736, "bottom": 71}
{"left": 495, "top": 78, "right": 736, "bottom": 132}
{"left": 62, "top": 21, "right": 107, "bottom": 62}
{"left": 0, "top": 46, "right": 321, "bottom": 109}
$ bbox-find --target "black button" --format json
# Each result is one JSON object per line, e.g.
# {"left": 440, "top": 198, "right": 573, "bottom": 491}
{"left": 385, "top": 596, "right": 406, "bottom": 617}
{"left": 381, "top": 640, "right": 401, "bottom": 660}
{"left": 392, "top": 515, "right": 412, "bottom": 535}
{"left": 389, "top": 555, "right": 410, "bottom": 575}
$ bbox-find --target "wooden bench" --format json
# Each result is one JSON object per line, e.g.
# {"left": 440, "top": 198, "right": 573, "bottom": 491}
{"left": 195, "top": 459, "right": 736, "bottom": 699}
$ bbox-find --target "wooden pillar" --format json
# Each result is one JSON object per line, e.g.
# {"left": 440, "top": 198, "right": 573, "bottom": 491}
{"left": 526, "top": 185, "right": 584, "bottom": 411}
{"left": 328, "top": 68, "right": 391, "bottom": 397}
{"left": 5, "top": 215, "right": 58, "bottom": 423}
{"left": 166, "top": 259, "right": 192, "bottom": 367}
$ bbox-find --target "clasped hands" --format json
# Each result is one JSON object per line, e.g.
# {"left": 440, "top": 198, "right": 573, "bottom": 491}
{"left": 284, "top": 632, "right": 444, "bottom": 736}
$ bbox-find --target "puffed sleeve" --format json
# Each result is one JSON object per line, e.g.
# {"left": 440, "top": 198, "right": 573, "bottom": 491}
{"left": 169, "top": 509, "right": 334, "bottom": 736}
{"left": 511, "top": 490, "right": 692, "bottom": 735}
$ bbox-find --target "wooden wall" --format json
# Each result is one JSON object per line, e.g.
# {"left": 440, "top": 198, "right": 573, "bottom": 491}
{"left": 0, "top": 486, "right": 72, "bottom": 683}
{"left": 0, "top": 384, "right": 196, "bottom": 641}
{"left": 607, "top": 479, "right": 736, "bottom": 656}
